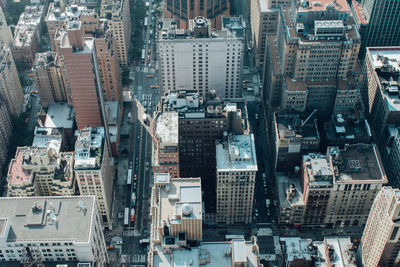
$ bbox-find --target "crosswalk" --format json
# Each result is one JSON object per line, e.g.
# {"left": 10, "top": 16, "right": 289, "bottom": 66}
{"left": 135, "top": 66, "right": 156, "bottom": 74}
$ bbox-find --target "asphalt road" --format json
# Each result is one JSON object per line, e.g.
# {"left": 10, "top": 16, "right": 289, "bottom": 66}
{"left": 118, "top": 0, "right": 160, "bottom": 264}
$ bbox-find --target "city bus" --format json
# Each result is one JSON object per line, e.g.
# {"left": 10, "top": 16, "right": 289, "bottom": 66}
{"left": 123, "top": 207, "right": 129, "bottom": 226}
{"left": 127, "top": 168, "right": 132, "bottom": 185}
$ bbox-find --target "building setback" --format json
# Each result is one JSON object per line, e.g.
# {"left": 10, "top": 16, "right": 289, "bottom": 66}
{"left": 157, "top": 17, "right": 244, "bottom": 99}
{"left": 0, "top": 195, "right": 108, "bottom": 266}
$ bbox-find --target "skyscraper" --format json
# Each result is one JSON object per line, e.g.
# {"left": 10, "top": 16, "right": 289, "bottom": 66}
{"left": 0, "top": 99, "right": 11, "bottom": 169}
{"left": 360, "top": 187, "right": 400, "bottom": 267}
{"left": 351, "top": 0, "right": 400, "bottom": 58}
{"left": 164, "top": 0, "right": 230, "bottom": 29}
{"left": 157, "top": 17, "right": 245, "bottom": 99}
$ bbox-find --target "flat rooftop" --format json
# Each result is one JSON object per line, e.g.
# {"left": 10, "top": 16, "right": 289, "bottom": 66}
{"left": 32, "top": 127, "right": 63, "bottom": 153}
{"left": 153, "top": 239, "right": 259, "bottom": 267}
{"left": 155, "top": 112, "right": 178, "bottom": 144}
{"left": 328, "top": 144, "right": 387, "bottom": 182}
{"left": 157, "top": 177, "right": 202, "bottom": 227}
{"left": 45, "top": 103, "right": 74, "bottom": 129}
{"left": 75, "top": 127, "right": 104, "bottom": 169}
{"left": 7, "top": 148, "right": 33, "bottom": 185}
{"left": 314, "top": 237, "right": 357, "bottom": 266}
{"left": 0, "top": 196, "right": 95, "bottom": 242}
{"left": 276, "top": 112, "right": 320, "bottom": 143}
{"left": 216, "top": 134, "right": 258, "bottom": 172}
{"left": 303, "top": 154, "right": 333, "bottom": 184}
{"left": 105, "top": 101, "right": 119, "bottom": 124}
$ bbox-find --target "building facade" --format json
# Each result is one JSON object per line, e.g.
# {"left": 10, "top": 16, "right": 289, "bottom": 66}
{"left": 216, "top": 134, "right": 258, "bottom": 224}
{"left": 164, "top": 0, "right": 230, "bottom": 29}
{"left": 150, "top": 173, "right": 202, "bottom": 247}
{"left": 33, "top": 51, "right": 67, "bottom": 106}
{"left": 0, "top": 45, "right": 24, "bottom": 116}
{"left": 264, "top": 0, "right": 361, "bottom": 112}
{"left": 0, "top": 6, "right": 13, "bottom": 47}
{"left": 0, "top": 99, "right": 11, "bottom": 169}
{"left": 157, "top": 17, "right": 244, "bottom": 99}
{"left": 74, "top": 127, "right": 114, "bottom": 229}
{"left": 249, "top": 0, "right": 290, "bottom": 68}
{"left": 360, "top": 187, "right": 400, "bottom": 267}
{"left": 299, "top": 144, "right": 387, "bottom": 228}
{"left": 351, "top": 0, "right": 400, "bottom": 58}
{"left": 0, "top": 195, "right": 108, "bottom": 266}
{"left": 6, "top": 146, "right": 75, "bottom": 197}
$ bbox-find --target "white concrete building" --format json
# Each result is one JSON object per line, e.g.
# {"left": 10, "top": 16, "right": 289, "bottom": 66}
{"left": 157, "top": 17, "right": 245, "bottom": 99}
{"left": 216, "top": 133, "right": 258, "bottom": 224}
{"left": 74, "top": 127, "right": 114, "bottom": 229}
{"left": 360, "top": 187, "right": 400, "bottom": 267}
{"left": 0, "top": 195, "right": 108, "bottom": 266}
{"left": 149, "top": 173, "right": 202, "bottom": 246}
{"left": 0, "top": 7, "right": 13, "bottom": 47}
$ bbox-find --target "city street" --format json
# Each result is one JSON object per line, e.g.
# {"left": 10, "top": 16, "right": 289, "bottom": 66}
{"left": 108, "top": 0, "right": 160, "bottom": 265}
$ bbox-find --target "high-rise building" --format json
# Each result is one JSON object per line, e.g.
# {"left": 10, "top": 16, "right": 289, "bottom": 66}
{"left": 150, "top": 173, "right": 202, "bottom": 246}
{"left": 0, "top": 195, "right": 108, "bottom": 266}
{"left": 216, "top": 133, "right": 258, "bottom": 224}
{"left": 74, "top": 127, "right": 114, "bottom": 228}
{"left": 33, "top": 51, "right": 67, "bottom": 106}
{"left": 0, "top": 99, "right": 11, "bottom": 169}
{"left": 157, "top": 17, "right": 245, "bottom": 99}
{"left": 250, "top": 0, "right": 291, "bottom": 68}
{"left": 0, "top": 7, "right": 13, "bottom": 47}
{"left": 11, "top": 4, "right": 45, "bottom": 68}
{"left": 6, "top": 146, "right": 75, "bottom": 197}
{"left": 101, "top": 0, "right": 131, "bottom": 65}
{"left": 300, "top": 144, "right": 387, "bottom": 228}
{"left": 164, "top": 0, "right": 230, "bottom": 29}
{"left": 0, "top": 44, "right": 24, "bottom": 116}
{"left": 264, "top": 0, "right": 361, "bottom": 113}
{"left": 360, "top": 187, "right": 400, "bottom": 267}
{"left": 363, "top": 47, "right": 400, "bottom": 145}
{"left": 59, "top": 21, "right": 103, "bottom": 129}
{"left": 351, "top": 0, "right": 400, "bottom": 58}
{"left": 154, "top": 90, "right": 249, "bottom": 212}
